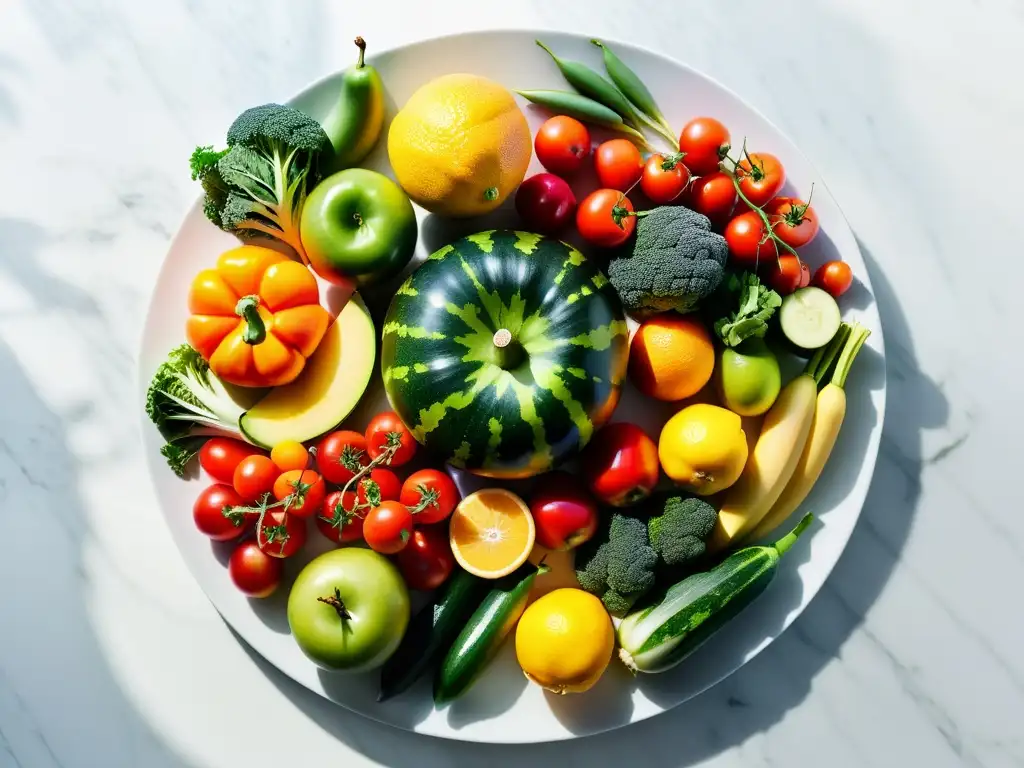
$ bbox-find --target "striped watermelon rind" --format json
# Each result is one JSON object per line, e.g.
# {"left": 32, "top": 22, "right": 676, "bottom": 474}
{"left": 381, "top": 230, "right": 627, "bottom": 478}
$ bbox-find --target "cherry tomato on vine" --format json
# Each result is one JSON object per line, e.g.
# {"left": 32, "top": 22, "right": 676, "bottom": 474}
{"left": 595, "top": 139, "right": 644, "bottom": 192}
{"left": 232, "top": 455, "right": 280, "bottom": 503}
{"left": 363, "top": 501, "right": 414, "bottom": 554}
{"left": 365, "top": 412, "right": 417, "bottom": 467}
{"left": 576, "top": 189, "right": 635, "bottom": 248}
{"left": 400, "top": 469, "right": 460, "bottom": 525}
{"left": 678, "top": 117, "right": 731, "bottom": 176}
{"left": 534, "top": 115, "right": 591, "bottom": 176}
{"left": 767, "top": 196, "right": 820, "bottom": 249}
{"left": 640, "top": 152, "right": 691, "bottom": 204}
{"left": 193, "top": 483, "right": 248, "bottom": 541}
{"left": 256, "top": 509, "right": 307, "bottom": 559}
{"left": 764, "top": 255, "right": 804, "bottom": 296}
{"left": 272, "top": 469, "right": 325, "bottom": 519}
{"left": 395, "top": 525, "right": 455, "bottom": 591}
{"left": 737, "top": 152, "right": 785, "bottom": 207}
{"left": 316, "top": 490, "right": 365, "bottom": 544}
{"left": 685, "top": 171, "right": 737, "bottom": 229}
{"left": 199, "top": 438, "right": 263, "bottom": 484}
{"left": 229, "top": 541, "right": 282, "bottom": 598}
{"left": 724, "top": 210, "right": 777, "bottom": 269}
{"left": 270, "top": 440, "right": 309, "bottom": 472}
{"left": 316, "top": 430, "right": 369, "bottom": 485}
{"left": 813, "top": 261, "right": 854, "bottom": 298}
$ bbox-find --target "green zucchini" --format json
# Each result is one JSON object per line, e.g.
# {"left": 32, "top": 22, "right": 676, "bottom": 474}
{"left": 378, "top": 570, "right": 488, "bottom": 702}
{"left": 618, "top": 513, "right": 814, "bottom": 674}
{"left": 434, "top": 561, "right": 548, "bottom": 704}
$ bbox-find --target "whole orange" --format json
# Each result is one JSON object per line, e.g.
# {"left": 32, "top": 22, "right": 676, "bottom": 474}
{"left": 628, "top": 315, "right": 715, "bottom": 401}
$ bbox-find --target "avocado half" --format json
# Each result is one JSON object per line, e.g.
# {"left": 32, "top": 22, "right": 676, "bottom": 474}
{"left": 240, "top": 292, "right": 376, "bottom": 448}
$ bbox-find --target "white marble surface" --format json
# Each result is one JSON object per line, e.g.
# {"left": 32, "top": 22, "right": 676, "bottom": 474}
{"left": 1, "top": 0, "right": 1022, "bottom": 766}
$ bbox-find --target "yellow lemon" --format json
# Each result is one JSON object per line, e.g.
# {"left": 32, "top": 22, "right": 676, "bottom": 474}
{"left": 387, "top": 74, "right": 531, "bottom": 217}
{"left": 659, "top": 403, "right": 748, "bottom": 496}
{"left": 515, "top": 588, "right": 614, "bottom": 694}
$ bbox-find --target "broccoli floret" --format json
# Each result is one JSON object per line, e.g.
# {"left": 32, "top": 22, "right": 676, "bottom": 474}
{"left": 607, "top": 206, "right": 728, "bottom": 316}
{"left": 145, "top": 344, "right": 248, "bottom": 476}
{"left": 647, "top": 495, "right": 718, "bottom": 566}
{"left": 606, "top": 514, "right": 658, "bottom": 596}
{"left": 574, "top": 536, "right": 612, "bottom": 594}
{"left": 190, "top": 103, "right": 329, "bottom": 259}
{"left": 575, "top": 513, "right": 659, "bottom": 615}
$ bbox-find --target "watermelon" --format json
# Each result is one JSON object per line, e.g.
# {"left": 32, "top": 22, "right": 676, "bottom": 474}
{"left": 381, "top": 230, "right": 628, "bottom": 479}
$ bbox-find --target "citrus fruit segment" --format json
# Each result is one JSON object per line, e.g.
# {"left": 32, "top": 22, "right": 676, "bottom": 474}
{"left": 449, "top": 488, "right": 536, "bottom": 579}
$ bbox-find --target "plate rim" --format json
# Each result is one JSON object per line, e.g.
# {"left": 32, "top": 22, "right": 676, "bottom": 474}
{"left": 135, "top": 27, "right": 887, "bottom": 743}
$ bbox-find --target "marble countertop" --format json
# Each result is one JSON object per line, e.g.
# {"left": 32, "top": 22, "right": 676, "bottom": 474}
{"left": 1, "top": 0, "right": 1022, "bottom": 766}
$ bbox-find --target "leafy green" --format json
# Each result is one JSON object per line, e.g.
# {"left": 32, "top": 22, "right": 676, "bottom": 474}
{"left": 145, "top": 344, "right": 248, "bottom": 476}
{"left": 713, "top": 271, "right": 782, "bottom": 347}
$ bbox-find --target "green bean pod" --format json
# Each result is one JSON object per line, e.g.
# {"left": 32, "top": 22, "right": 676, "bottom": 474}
{"left": 591, "top": 39, "right": 676, "bottom": 144}
{"left": 535, "top": 40, "right": 644, "bottom": 129}
{"left": 515, "top": 89, "right": 651, "bottom": 148}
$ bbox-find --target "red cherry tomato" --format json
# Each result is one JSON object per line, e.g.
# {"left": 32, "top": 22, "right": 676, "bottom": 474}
{"left": 359, "top": 468, "right": 402, "bottom": 505}
{"left": 813, "top": 261, "right": 854, "bottom": 298}
{"left": 395, "top": 525, "right": 455, "bottom": 591}
{"left": 232, "top": 455, "right": 280, "bottom": 503}
{"left": 316, "top": 490, "right": 365, "bottom": 544}
{"left": 595, "top": 139, "right": 644, "bottom": 192}
{"left": 641, "top": 153, "right": 691, "bottom": 204}
{"left": 363, "top": 501, "right": 414, "bottom": 554}
{"left": 576, "top": 189, "right": 635, "bottom": 248}
{"left": 767, "top": 197, "right": 820, "bottom": 249}
{"left": 229, "top": 541, "right": 283, "bottom": 598}
{"left": 685, "top": 171, "right": 737, "bottom": 229}
{"left": 582, "top": 422, "right": 659, "bottom": 507}
{"left": 365, "top": 412, "right": 417, "bottom": 467}
{"left": 515, "top": 173, "right": 576, "bottom": 235}
{"left": 256, "top": 510, "right": 307, "bottom": 559}
{"left": 724, "top": 210, "right": 777, "bottom": 269}
{"left": 272, "top": 469, "right": 326, "bottom": 519}
{"left": 529, "top": 471, "right": 599, "bottom": 550}
{"left": 764, "top": 255, "right": 804, "bottom": 296}
{"left": 315, "top": 430, "right": 369, "bottom": 485}
{"left": 400, "top": 469, "right": 460, "bottom": 525}
{"left": 193, "top": 483, "right": 248, "bottom": 541}
{"left": 199, "top": 438, "right": 263, "bottom": 484}
{"left": 679, "top": 117, "right": 731, "bottom": 176}
{"left": 799, "top": 260, "right": 812, "bottom": 288}
{"left": 737, "top": 152, "right": 785, "bottom": 207}
{"left": 534, "top": 115, "right": 591, "bottom": 176}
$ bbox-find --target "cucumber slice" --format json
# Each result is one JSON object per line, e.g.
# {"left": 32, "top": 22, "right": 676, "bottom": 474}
{"left": 779, "top": 287, "right": 841, "bottom": 352}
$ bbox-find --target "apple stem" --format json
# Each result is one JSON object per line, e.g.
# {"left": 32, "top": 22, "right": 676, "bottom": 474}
{"left": 317, "top": 588, "right": 351, "bottom": 620}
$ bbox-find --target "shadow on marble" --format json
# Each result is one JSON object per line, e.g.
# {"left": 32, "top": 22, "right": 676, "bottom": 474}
{"left": 0, "top": 218, "right": 192, "bottom": 768}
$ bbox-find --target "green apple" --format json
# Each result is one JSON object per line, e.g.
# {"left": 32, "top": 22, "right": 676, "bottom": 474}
{"left": 716, "top": 338, "right": 782, "bottom": 417}
{"left": 287, "top": 548, "right": 410, "bottom": 672}
{"left": 300, "top": 168, "right": 417, "bottom": 286}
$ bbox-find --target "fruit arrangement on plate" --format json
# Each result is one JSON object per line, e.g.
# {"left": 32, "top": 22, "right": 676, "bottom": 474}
{"left": 144, "top": 36, "right": 872, "bottom": 707}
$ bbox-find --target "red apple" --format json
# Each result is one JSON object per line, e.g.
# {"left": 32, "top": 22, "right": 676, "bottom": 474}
{"left": 529, "top": 471, "right": 600, "bottom": 551}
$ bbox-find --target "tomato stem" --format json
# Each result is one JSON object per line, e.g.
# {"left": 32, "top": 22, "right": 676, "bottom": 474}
{"left": 407, "top": 483, "right": 441, "bottom": 515}
{"left": 726, "top": 167, "right": 801, "bottom": 265}
{"left": 337, "top": 442, "right": 399, "bottom": 515}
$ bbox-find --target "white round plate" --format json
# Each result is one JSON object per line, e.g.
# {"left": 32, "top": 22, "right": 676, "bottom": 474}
{"left": 138, "top": 30, "right": 886, "bottom": 743}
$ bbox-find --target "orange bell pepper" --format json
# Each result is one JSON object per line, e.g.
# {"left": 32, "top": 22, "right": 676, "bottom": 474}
{"left": 186, "top": 245, "right": 329, "bottom": 388}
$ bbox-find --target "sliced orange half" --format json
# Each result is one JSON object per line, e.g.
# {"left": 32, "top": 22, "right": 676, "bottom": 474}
{"left": 449, "top": 488, "right": 536, "bottom": 579}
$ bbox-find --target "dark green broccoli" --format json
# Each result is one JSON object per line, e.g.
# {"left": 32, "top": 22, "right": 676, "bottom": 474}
{"left": 189, "top": 103, "right": 330, "bottom": 259}
{"left": 575, "top": 512, "right": 658, "bottom": 615}
{"left": 607, "top": 205, "right": 728, "bottom": 316}
{"left": 647, "top": 495, "right": 718, "bottom": 566}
